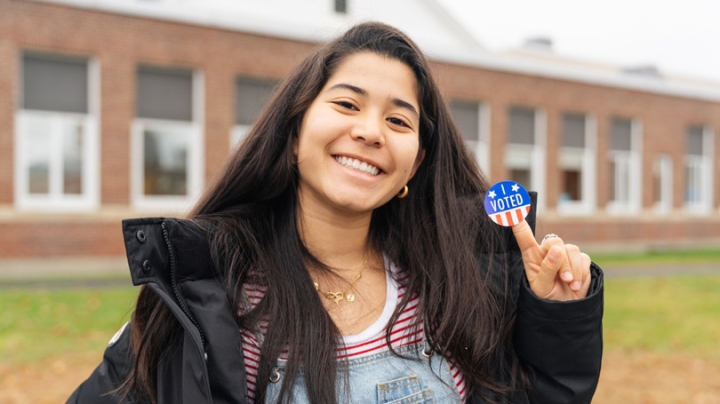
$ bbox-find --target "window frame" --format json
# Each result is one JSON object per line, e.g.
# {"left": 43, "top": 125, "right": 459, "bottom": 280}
{"left": 606, "top": 117, "right": 642, "bottom": 215}
{"left": 449, "top": 100, "right": 491, "bottom": 177}
{"left": 14, "top": 53, "right": 100, "bottom": 212}
{"left": 684, "top": 125, "right": 714, "bottom": 214}
{"left": 557, "top": 113, "right": 597, "bottom": 216}
{"left": 231, "top": 76, "right": 278, "bottom": 149}
{"left": 653, "top": 154, "right": 673, "bottom": 215}
{"left": 130, "top": 69, "right": 204, "bottom": 212}
{"left": 505, "top": 107, "right": 546, "bottom": 212}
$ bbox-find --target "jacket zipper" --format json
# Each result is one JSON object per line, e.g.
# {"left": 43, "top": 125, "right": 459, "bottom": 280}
{"left": 161, "top": 221, "right": 207, "bottom": 349}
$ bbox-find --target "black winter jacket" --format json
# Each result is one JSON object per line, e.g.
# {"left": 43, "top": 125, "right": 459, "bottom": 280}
{"left": 67, "top": 208, "right": 603, "bottom": 404}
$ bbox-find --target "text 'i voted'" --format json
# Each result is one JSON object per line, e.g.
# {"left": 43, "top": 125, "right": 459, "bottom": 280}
{"left": 484, "top": 181, "right": 531, "bottom": 227}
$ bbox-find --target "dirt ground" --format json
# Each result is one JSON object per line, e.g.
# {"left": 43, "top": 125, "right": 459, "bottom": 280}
{"left": 1, "top": 349, "right": 719, "bottom": 403}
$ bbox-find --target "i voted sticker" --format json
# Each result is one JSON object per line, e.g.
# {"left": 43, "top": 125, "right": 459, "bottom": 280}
{"left": 484, "top": 181, "right": 531, "bottom": 227}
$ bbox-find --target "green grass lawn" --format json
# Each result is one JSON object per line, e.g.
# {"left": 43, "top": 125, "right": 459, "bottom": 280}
{"left": 1, "top": 274, "right": 720, "bottom": 364}
{"left": 590, "top": 248, "right": 720, "bottom": 267}
{"left": 603, "top": 275, "right": 720, "bottom": 358}
{"left": 0, "top": 287, "right": 138, "bottom": 363}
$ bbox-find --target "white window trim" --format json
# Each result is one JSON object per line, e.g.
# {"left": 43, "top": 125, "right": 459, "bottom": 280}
{"left": 131, "top": 70, "right": 204, "bottom": 212}
{"left": 684, "top": 126, "right": 714, "bottom": 214}
{"left": 14, "top": 56, "right": 100, "bottom": 212}
{"left": 231, "top": 124, "right": 251, "bottom": 149}
{"left": 607, "top": 118, "right": 642, "bottom": 215}
{"left": 653, "top": 154, "right": 673, "bottom": 215}
{"left": 558, "top": 114, "right": 597, "bottom": 216}
{"left": 466, "top": 102, "right": 491, "bottom": 178}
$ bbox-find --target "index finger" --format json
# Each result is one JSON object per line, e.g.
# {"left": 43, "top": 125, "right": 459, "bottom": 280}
{"left": 511, "top": 220, "right": 540, "bottom": 254}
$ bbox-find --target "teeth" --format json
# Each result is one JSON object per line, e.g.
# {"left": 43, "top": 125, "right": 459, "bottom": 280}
{"left": 335, "top": 156, "right": 380, "bottom": 176}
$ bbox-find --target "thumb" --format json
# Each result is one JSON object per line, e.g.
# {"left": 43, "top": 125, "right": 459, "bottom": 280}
{"left": 532, "top": 245, "right": 564, "bottom": 297}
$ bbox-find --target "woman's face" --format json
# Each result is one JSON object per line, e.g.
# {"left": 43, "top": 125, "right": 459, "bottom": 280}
{"left": 294, "top": 51, "right": 424, "bottom": 218}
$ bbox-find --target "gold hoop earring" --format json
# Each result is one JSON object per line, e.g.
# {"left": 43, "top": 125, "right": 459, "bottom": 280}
{"left": 397, "top": 185, "right": 409, "bottom": 199}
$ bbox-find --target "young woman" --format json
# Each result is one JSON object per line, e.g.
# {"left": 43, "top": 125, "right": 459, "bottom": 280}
{"left": 68, "top": 22, "right": 603, "bottom": 404}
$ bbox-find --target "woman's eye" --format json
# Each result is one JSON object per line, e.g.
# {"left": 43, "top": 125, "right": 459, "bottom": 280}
{"left": 334, "top": 101, "right": 357, "bottom": 110}
{"left": 388, "top": 117, "right": 410, "bottom": 128}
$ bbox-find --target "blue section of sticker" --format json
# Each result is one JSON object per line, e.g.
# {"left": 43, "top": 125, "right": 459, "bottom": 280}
{"left": 484, "top": 181, "right": 531, "bottom": 227}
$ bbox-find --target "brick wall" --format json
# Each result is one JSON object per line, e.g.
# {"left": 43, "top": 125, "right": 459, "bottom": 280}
{"left": 1, "top": 0, "right": 719, "bottom": 259}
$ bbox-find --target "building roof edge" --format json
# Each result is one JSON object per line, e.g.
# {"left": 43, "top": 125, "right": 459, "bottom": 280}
{"left": 32, "top": 0, "right": 720, "bottom": 103}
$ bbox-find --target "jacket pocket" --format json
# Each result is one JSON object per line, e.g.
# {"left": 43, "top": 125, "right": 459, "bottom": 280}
{"left": 377, "top": 375, "right": 433, "bottom": 404}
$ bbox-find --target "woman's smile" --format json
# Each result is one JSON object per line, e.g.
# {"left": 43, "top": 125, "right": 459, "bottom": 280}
{"left": 333, "top": 155, "right": 383, "bottom": 177}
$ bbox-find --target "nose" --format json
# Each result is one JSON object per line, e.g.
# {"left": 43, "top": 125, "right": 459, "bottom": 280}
{"left": 350, "top": 114, "right": 385, "bottom": 147}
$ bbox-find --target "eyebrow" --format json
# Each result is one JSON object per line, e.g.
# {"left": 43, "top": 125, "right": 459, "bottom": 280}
{"left": 327, "top": 83, "right": 420, "bottom": 118}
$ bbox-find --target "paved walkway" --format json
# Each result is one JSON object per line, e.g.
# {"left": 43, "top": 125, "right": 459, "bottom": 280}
{"left": 0, "top": 257, "right": 130, "bottom": 288}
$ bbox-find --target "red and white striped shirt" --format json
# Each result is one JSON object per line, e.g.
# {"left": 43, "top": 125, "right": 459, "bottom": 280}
{"left": 239, "top": 265, "right": 467, "bottom": 402}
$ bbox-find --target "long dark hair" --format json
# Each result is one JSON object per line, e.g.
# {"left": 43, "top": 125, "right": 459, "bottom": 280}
{"left": 125, "top": 22, "right": 522, "bottom": 404}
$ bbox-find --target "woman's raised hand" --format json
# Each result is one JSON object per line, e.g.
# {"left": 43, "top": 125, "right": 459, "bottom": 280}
{"left": 512, "top": 220, "right": 592, "bottom": 301}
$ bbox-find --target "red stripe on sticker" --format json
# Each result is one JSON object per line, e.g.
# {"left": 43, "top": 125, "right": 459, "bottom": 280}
{"left": 504, "top": 211, "right": 513, "bottom": 226}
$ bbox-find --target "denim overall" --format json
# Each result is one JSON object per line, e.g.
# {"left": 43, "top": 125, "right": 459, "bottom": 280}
{"left": 264, "top": 340, "right": 463, "bottom": 403}
{"left": 243, "top": 259, "right": 464, "bottom": 403}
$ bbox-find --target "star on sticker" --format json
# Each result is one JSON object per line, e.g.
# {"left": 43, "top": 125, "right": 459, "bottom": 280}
{"left": 511, "top": 183, "right": 520, "bottom": 192}
{"left": 488, "top": 190, "right": 496, "bottom": 199}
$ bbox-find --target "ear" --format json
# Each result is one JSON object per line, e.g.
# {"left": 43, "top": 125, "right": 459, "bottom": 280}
{"left": 408, "top": 149, "right": 425, "bottom": 180}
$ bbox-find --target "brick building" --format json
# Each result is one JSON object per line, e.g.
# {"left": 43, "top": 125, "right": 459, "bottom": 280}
{"left": 1, "top": 0, "right": 719, "bottom": 263}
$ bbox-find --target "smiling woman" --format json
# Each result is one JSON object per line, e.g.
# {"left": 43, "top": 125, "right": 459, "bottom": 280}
{"left": 67, "top": 22, "right": 603, "bottom": 404}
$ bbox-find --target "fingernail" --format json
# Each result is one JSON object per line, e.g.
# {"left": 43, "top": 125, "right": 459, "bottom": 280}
{"left": 548, "top": 248, "right": 560, "bottom": 261}
{"left": 571, "top": 281, "right": 581, "bottom": 290}
{"left": 562, "top": 271, "right": 573, "bottom": 281}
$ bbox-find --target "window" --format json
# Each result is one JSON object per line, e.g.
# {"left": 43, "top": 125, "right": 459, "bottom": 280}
{"left": 684, "top": 125, "right": 713, "bottom": 213}
{"left": 607, "top": 117, "right": 641, "bottom": 214}
{"left": 449, "top": 100, "right": 490, "bottom": 175}
{"left": 557, "top": 113, "right": 596, "bottom": 215}
{"left": 232, "top": 77, "right": 277, "bottom": 147}
{"left": 505, "top": 107, "right": 546, "bottom": 210}
{"left": 653, "top": 154, "right": 672, "bottom": 214}
{"left": 334, "top": 0, "right": 347, "bottom": 14}
{"left": 131, "top": 65, "right": 203, "bottom": 211}
{"left": 15, "top": 52, "right": 99, "bottom": 211}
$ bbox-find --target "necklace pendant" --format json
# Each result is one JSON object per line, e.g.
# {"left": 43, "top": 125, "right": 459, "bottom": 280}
{"left": 346, "top": 293, "right": 355, "bottom": 302}
{"left": 328, "top": 292, "right": 344, "bottom": 304}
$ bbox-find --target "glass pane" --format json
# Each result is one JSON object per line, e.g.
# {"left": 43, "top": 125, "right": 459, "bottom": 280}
{"left": 510, "top": 169, "right": 532, "bottom": 190}
{"left": 137, "top": 67, "right": 193, "bottom": 121}
{"left": 653, "top": 158, "right": 662, "bottom": 204}
{"left": 23, "top": 53, "right": 88, "bottom": 113}
{"left": 562, "top": 113, "right": 585, "bottom": 148}
{"left": 611, "top": 118, "right": 632, "bottom": 151}
{"left": 335, "top": 0, "right": 347, "bottom": 13}
{"left": 236, "top": 78, "right": 277, "bottom": 126}
{"left": 612, "top": 157, "right": 630, "bottom": 203}
{"left": 560, "top": 169, "right": 582, "bottom": 202}
{"left": 144, "top": 128, "right": 188, "bottom": 196}
{"left": 686, "top": 126, "right": 704, "bottom": 156}
{"left": 26, "top": 117, "right": 52, "bottom": 194}
{"left": 449, "top": 100, "right": 480, "bottom": 141}
{"left": 509, "top": 107, "right": 535, "bottom": 145}
{"left": 685, "top": 161, "right": 700, "bottom": 203}
{"left": 62, "top": 120, "right": 84, "bottom": 195}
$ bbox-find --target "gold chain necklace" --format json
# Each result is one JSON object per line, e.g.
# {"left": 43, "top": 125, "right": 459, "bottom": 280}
{"left": 313, "top": 252, "right": 368, "bottom": 304}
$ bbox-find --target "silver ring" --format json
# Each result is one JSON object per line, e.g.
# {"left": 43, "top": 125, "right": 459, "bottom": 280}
{"left": 542, "top": 234, "right": 559, "bottom": 246}
{"left": 421, "top": 341, "right": 433, "bottom": 358}
{"left": 269, "top": 367, "right": 281, "bottom": 383}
